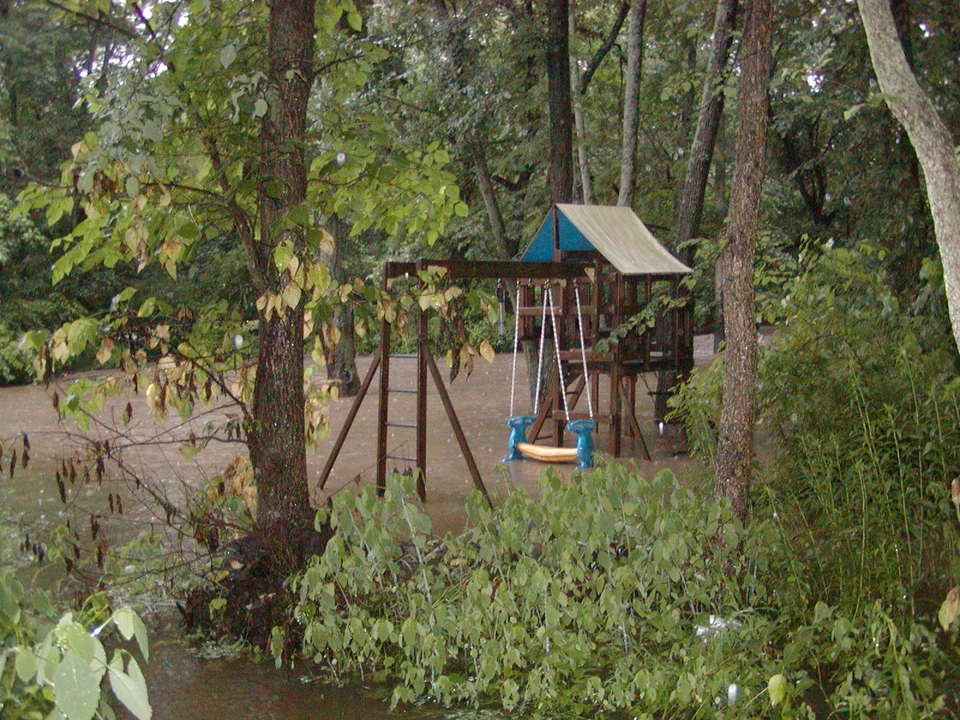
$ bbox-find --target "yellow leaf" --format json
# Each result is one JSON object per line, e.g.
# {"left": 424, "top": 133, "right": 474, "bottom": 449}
{"left": 282, "top": 282, "right": 302, "bottom": 309}
{"left": 479, "top": 340, "right": 495, "bottom": 363}
{"left": 939, "top": 586, "right": 960, "bottom": 631}
{"left": 318, "top": 227, "right": 335, "bottom": 255}
{"left": 96, "top": 338, "right": 114, "bottom": 365}
{"left": 145, "top": 383, "right": 160, "bottom": 412}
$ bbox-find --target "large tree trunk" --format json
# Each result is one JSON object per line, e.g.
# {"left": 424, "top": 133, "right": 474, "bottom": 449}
{"left": 616, "top": 0, "right": 646, "bottom": 207}
{"left": 674, "top": 0, "right": 738, "bottom": 261}
{"left": 857, "top": 0, "right": 960, "bottom": 349}
{"left": 546, "top": 0, "right": 574, "bottom": 204}
{"left": 248, "top": 0, "right": 316, "bottom": 534}
{"left": 714, "top": 0, "right": 772, "bottom": 520}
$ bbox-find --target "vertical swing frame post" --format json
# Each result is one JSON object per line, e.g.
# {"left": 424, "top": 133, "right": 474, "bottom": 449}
{"left": 376, "top": 275, "right": 392, "bottom": 497}
{"left": 415, "top": 274, "right": 428, "bottom": 502}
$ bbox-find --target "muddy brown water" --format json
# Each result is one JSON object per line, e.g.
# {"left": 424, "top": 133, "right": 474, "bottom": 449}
{"left": 0, "top": 341, "right": 712, "bottom": 720}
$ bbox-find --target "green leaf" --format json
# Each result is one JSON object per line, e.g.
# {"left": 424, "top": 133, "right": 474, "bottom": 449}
{"left": 282, "top": 283, "right": 302, "bottom": 309}
{"left": 253, "top": 98, "right": 268, "bottom": 118}
{"left": 53, "top": 651, "right": 101, "bottom": 720}
{"left": 137, "top": 297, "right": 156, "bottom": 318}
{"left": 346, "top": 11, "right": 362, "bottom": 31}
{"left": 131, "top": 613, "right": 150, "bottom": 662}
{"left": 108, "top": 655, "right": 152, "bottom": 720}
{"left": 113, "top": 607, "right": 135, "bottom": 641}
{"left": 768, "top": 673, "right": 787, "bottom": 706}
{"left": 219, "top": 44, "right": 237, "bottom": 68}
{"left": 15, "top": 646, "right": 38, "bottom": 681}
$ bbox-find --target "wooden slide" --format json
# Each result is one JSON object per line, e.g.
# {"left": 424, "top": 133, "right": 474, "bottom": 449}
{"left": 515, "top": 442, "right": 578, "bottom": 464}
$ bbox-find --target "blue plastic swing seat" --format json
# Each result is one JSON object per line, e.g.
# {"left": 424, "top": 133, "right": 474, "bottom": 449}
{"left": 503, "top": 416, "right": 594, "bottom": 470}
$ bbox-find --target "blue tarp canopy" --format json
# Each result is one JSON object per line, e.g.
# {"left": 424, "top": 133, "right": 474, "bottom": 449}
{"left": 520, "top": 204, "right": 691, "bottom": 275}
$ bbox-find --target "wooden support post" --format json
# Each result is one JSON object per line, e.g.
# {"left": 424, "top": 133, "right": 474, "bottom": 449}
{"left": 424, "top": 347, "right": 492, "bottom": 507}
{"left": 415, "top": 303, "right": 428, "bottom": 502}
{"left": 622, "top": 376, "right": 651, "bottom": 461}
{"left": 318, "top": 354, "right": 381, "bottom": 490}
{"left": 671, "top": 277, "right": 680, "bottom": 369}
{"left": 376, "top": 317, "right": 391, "bottom": 496}
{"left": 529, "top": 392, "right": 556, "bottom": 443}
{"left": 610, "top": 274, "right": 624, "bottom": 456}
{"left": 643, "top": 276, "right": 652, "bottom": 368}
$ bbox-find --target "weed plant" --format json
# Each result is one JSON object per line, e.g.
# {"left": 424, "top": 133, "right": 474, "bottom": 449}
{"left": 671, "top": 244, "right": 960, "bottom": 618}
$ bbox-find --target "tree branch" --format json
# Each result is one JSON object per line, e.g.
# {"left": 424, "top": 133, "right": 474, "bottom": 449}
{"left": 580, "top": 1, "right": 630, "bottom": 93}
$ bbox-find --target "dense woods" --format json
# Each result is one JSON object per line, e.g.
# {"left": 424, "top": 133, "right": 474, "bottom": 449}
{"left": 1, "top": 0, "right": 960, "bottom": 717}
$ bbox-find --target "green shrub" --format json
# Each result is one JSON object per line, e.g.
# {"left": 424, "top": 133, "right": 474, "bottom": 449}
{"left": 670, "top": 243, "right": 960, "bottom": 617}
{"left": 0, "top": 323, "right": 34, "bottom": 385}
{"left": 291, "top": 470, "right": 957, "bottom": 718}
{"left": 0, "top": 534, "right": 152, "bottom": 720}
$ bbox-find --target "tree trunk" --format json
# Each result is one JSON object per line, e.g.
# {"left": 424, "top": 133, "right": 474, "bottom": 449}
{"left": 546, "top": 0, "right": 574, "bottom": 204}
{"left": 569, "top": 0, "right": 593, "bottom": 204}
{"left": 857, "top": 0, "right": 960, "bottom": 346}
{"left": 322, "top": 215, "right": 360, "bottom": 397}
{"left": 674, "top": 0, "right": 738, "bottom": 261}
{"left": 616, "top": 0, "right": 646, "bottom": 207}
{"left": 248, "top": 0, "right": 316, "bottom": 535}
{"left": 714, "top": 0, "right": 772, "bottom": 520}
{"left": 474, "top": 144, "right": 515, "bottom": 257}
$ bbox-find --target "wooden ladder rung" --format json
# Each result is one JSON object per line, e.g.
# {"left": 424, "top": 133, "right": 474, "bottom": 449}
{"left": 386, "top": 422, "right": 417, "bottom": 429}
{"left": 388, "top": 387, "right": 417, "bottom": 394}
{"left": 385, "top": 454, "right": 416, "bottom": 462}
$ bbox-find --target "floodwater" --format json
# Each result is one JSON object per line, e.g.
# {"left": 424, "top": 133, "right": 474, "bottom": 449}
{"left": 0, "top": 342, "right": 712, "bottom": 720}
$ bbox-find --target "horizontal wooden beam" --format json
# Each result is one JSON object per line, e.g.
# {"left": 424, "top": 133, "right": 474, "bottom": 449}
{"left": 385, "top": 259, "right": 594, "bottom": 281}
{"left": 384, "top": 260, "right": 687, "bottom": 282}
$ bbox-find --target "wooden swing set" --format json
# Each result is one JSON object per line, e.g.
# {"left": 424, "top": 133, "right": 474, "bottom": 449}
{"left": 316, "top": 204, "right": 694, "bottom": 503}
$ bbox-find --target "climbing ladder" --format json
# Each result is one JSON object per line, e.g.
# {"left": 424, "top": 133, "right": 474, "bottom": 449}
{"left": 318, "top": 263, "right": 491, "bottom": 505}
{"left": 375, "top": 309, "right": 428, "bottom": 501}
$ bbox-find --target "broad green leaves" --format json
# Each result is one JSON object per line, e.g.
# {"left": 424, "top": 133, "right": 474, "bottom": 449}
{"left": 1, "top": 571, "right": 152, "bottom": 720}
{"left": 53, "top": 652, "right": 101, "bottom": 720}
{"left": 108, "top": 655, "right": 152, "bottom": 720}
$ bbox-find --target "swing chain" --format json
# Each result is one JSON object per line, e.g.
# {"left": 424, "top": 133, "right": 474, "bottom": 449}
{"left": 546, "top": 283, "right": 571, "bottom": 422}
{"left": 508, "top": 280, "right": 521, "bottom": 419}
{"left": 533, "top": 280, "right": 550, "bottom": 416}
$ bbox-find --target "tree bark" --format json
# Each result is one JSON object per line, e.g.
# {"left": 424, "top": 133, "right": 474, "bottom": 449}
{"left": 714, "top": 0, "right": 772, "bottom": 520}
{"left": 546, "top": 0, "right": 574, "bottom": 204}
{"left": 673, "top": 0, "right": 738, "bottom": 261}
{"left": 616, "top": 0, "right": 646, "bottom": 207}
{"left": 473, "top": 144, "right": 515, "bottom": 257}
{"left": 858, "top": 0, "right": 960, "bottom": 339}
{"left": 569, "top": 0, "right": 593, "bottom": 204}
{"left": 322, "top": 214, "right": 360, "bottom": 397}
{"left": 248, "top": 0, "right": 316, "bottom": 534}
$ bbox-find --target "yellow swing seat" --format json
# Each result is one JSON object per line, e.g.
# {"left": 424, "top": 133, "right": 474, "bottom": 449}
{"left": 515, "top": 441, "right": 579, "bottom": 464}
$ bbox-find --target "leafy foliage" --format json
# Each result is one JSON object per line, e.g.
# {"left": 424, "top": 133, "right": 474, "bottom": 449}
{"left": 291, "top": 469, "right": 957, "bottom": 718}
{"left": 0, "top": 534, "right": 151, "bottom": 720}
{"left": 671, "top": 243, "right": 960, "bottom": 617}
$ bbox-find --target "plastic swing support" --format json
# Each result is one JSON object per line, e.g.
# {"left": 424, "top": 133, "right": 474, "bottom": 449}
{"left": 503, "top": 280, "right": 595, "bottom": 471}
{"left": 504, "top": 416, "right": 594, "bottom": 470}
